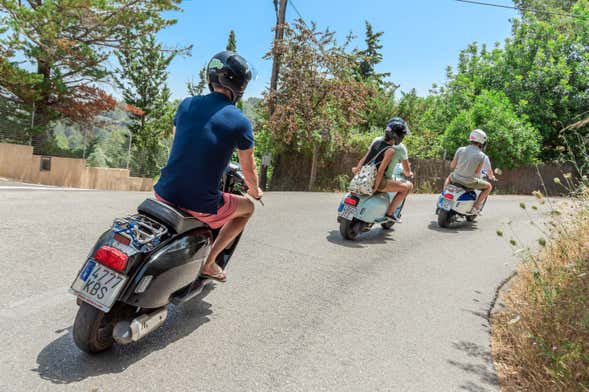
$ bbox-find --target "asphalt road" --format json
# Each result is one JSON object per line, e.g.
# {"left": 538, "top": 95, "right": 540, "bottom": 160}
{"left": 0, "top": 183, "right": 544, "bottom": 392}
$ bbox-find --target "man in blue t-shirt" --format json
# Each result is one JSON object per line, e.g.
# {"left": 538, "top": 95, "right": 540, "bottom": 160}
{"left": 154, "top": 51, "right": 263, "bottom": 282}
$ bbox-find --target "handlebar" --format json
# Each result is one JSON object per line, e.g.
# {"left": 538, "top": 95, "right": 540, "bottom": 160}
{"left": 239, "top": 190, "right": 264, "bottom": 206}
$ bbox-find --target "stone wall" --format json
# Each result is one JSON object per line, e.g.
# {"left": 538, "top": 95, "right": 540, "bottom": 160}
{"left": 0, "top": 143, "right": 153, "bottom": 191}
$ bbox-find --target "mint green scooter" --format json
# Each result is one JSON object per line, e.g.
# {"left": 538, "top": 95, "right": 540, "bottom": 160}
{"left": 337, "top": 165, "right": 408, "bottom": 240}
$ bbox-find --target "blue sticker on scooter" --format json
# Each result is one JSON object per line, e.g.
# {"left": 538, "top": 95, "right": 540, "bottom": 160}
{"left": 437, "top": 196, "right": 445, "bottom": 208}
{"left": 458, "top": 191, "right": 477, "bottom": 201}
{"left": 337, "top": 202, "right": 344, "bottom": 212}
{"left": 80, "top": 260, "right": 96, "bottom": 282}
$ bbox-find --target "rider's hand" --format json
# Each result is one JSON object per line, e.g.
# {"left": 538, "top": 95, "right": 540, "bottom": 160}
{"left": 352, "top": 166, "right": 359, "bottom": 175}
{"left": 248, "top": 186, "right": 264, "bottom": 200}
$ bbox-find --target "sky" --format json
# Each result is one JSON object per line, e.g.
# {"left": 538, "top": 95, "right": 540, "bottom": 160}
{"left": 157, "top": 0, "right": 519, "bottom": 100}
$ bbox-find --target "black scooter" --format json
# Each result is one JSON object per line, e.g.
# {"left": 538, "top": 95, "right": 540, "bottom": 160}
{"left": 70, "top": 163, "right": 253, "bottom": 353}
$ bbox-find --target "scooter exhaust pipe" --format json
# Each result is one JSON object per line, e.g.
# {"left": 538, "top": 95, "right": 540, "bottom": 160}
{"left": 113, "top": 308, "right": 167, "bottom": 344}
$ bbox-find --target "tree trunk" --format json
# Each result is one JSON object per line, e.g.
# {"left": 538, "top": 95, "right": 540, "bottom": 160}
{"left": 31, "top": 59, "right": 52, "bottom": 154}
{"left": 308, "top": 144, "right": 319, "bottom": 191}
{"left": 260, "top": 164, "right": 269, "bottom": 190}
{"left": 270, "top": 148, "right": 310, "bottom": 191}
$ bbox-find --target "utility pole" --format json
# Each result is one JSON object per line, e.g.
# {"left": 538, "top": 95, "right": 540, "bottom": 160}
{"left": 269, "top": 0, "right": 287, "bottom": 117}
{"left": 262, "top": 0, "right": 287, "bottom": 190}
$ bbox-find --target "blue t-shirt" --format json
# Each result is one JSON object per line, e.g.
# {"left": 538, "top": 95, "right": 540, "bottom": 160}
{"left": 154, "top": 93, "right": 254, "bottom": 214}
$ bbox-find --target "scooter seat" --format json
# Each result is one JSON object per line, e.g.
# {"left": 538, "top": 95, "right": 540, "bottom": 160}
{"left": 450, "top": 182, "right": 475, "bottom": 192}
{"left": 137, "top": 198, "right": 208, "bottom": 234}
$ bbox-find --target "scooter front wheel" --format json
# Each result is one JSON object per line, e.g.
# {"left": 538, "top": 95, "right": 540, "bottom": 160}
{"left": 340, "top": 219, "right": 361, "bottom": 240}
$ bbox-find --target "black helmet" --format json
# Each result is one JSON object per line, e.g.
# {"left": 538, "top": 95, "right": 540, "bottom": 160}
{"left": 385, "top": 117, "right": 410, "bottom": 143}
{"left": 207, "top": 51, "right": 252, "bottom": 103}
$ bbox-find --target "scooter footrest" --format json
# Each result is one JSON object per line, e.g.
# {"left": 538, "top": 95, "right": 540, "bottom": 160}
{"left": 170, "top": 278, "right": 207, "bottom": 305}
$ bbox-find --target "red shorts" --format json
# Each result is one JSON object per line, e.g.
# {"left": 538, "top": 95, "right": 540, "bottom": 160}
{"left": 154, "top": 192, "right": 239, "bottom": 229}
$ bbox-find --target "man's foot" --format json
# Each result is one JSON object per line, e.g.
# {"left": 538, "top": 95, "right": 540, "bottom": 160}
{"left": 200, "top": 264, "right": 227, "bottom": 283}
{"left": 385, "top": 213, "right": 402, "bottom": 223}
{"left": 469, "top": 206, "right": 481, "bottom": 216}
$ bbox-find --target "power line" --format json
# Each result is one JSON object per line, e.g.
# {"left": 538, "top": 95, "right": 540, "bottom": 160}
{"left": 455, "top": 0, "right": 584, "bottom": 19}
{"left": 288, "top": 0, "right": 305, "bottom": 21}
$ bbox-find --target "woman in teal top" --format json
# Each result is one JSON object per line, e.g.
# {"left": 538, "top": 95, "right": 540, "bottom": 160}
{"left": 352, "top": 118, "right": 414, "bottom": 223}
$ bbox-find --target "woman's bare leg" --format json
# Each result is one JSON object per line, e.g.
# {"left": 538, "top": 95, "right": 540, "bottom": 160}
{"left": 379, "top": 180, "right": 413, "bottom": 216}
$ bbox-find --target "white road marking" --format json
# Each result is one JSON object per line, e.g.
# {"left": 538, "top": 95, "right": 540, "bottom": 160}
{"left": 0, "top": 186, "right": 92, "bottom": 191}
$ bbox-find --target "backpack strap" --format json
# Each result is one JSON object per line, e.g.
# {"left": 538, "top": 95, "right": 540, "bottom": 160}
{"left": 367, "top": 146, "right": 393, "bottom": 165}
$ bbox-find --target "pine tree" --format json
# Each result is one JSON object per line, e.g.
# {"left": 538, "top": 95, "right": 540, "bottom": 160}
{"left": 356, "top": 21, "right": 390, "bottom": 86}
{"left": 226, "top": 30, "right": 237, "bottom": 51}
{"left": 0, "top": 0, "right": 181, "bottom": 153}
{"left": 187, "top": 67, "right": 208, "bottom": 96}
{"left": 115, "top": 34, "right": 178, "bottom": 177}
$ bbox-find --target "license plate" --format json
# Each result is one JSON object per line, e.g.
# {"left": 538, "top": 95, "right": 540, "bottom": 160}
{"left": 338, "top": 203, "right": 356, "bottom": 220}
{"left": 71, "top": 259, "right": 127, "bottom": 312}
{"left": 438, "top": 197, "right": 452, "bottom": 211}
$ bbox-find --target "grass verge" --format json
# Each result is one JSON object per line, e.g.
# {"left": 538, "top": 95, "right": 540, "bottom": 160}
{"left": 492, "top": 189, "right": 589, "bottom": 391}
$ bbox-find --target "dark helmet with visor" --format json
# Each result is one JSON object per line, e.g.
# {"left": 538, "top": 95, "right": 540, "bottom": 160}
{"left": 207, "top": 51, "right": 252, "bottom": 103}
{"left": 385, "top": 117, "right": 410, "bottom": 144}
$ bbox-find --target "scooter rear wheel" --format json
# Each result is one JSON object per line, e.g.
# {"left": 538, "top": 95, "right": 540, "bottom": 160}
{"left": 437, "top": 210, "right": 454, "bottom": 228}
{"left": 340, "top": 219, "right": 361, "bottom": 240}
{"left": 73, "top": 302, "right": 130, "bottom": 353}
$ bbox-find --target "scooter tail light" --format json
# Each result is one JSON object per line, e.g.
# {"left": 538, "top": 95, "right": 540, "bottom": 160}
{"left": 95, "top": 246, "right": 128, "bottom": 272}
{"left": 344, "top": 197, "right": 358, "bottom": 206}
{"left": 443, "top": 193, "right": 454, "bottom": 200}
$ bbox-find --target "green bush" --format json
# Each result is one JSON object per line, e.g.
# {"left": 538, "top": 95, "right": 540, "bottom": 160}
{"left": 442, "top": 90, "right": 541, "bottom": 169}
{"left": 347, "top": 127, "right": 381, "bottom": 153}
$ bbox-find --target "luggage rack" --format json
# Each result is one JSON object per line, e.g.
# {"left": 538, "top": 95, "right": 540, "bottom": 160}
{"left": 113, "top": 214, "right": 168, "bottom": 250}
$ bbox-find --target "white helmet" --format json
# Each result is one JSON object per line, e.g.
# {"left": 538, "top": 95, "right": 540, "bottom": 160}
{"left": 469, "top": 129, "right": 487, "bottom": 144}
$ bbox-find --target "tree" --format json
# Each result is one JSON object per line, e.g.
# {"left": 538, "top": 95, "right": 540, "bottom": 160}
{"left": 499, "top": 8, "right": 589, "bottom": 158}
{"left": 513, "top": 0, "right": 578, "bottom": 19}
{"left": 99, "top": 128, "right": 130, "bottom": 169}
{"left": 226, "top": 30, "right": 237, "bottom": 51}
{"left": 0, "top": 94, "right": 31, "bottom": 144}
{"left": 187, "top": 67, "right": 208, "bottom": 96}
{"left": 354, "top": 21, "right": 396, "bottom": 133}
{"left": 264, "top": 20, "right": 373, "bottom": 190}
{"left": 432, "top": 0, "right": 589, "bottom": 161}
{"left": 115, "top": 33, "right": 179, "bottom": 177}
{"left": 0, "top": 0, "right": 181, "bottom": 153}
{"left": 131, "top": 101, "right": 176, "bottom": 177}
{"left": 442, "top": 90, "right": 541, "bottom": 169}
{"left": 87, "top": 146, "right": 108, "bottom": 168}
{"left": 359, "top": 86, "right": 396, "bottom": 133}
{"left": 356, "top": 21, "right": 390, "bottom": 86}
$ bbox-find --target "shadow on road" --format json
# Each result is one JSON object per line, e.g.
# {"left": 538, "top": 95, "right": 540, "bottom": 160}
{"left": 427, "top": 220, "right": 479, "bottom": 233}
{"left": 32, "top": 284, "right": 216, "bottom": 384}
{"left": 447, "top": 341, "right": 499, "bottom": 392}
{"left": 325, "top": 228, "right": 395, "bottom": 248}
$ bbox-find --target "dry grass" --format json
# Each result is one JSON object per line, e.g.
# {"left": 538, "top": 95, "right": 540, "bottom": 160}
{"left": 492, "top": 190, "right": 589, "bottom": 391}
